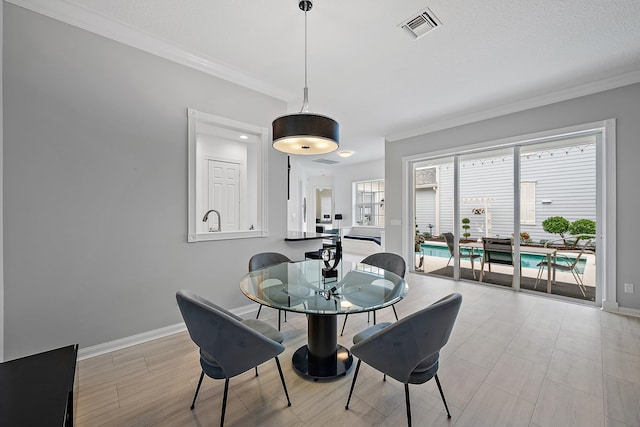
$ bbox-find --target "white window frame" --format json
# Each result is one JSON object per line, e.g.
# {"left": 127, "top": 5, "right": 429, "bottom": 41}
{"left": 187, "top": 108, "right": 268, "bottom": 242}
{"left": 353, "top": 179, "right": 385, "bottom": 227}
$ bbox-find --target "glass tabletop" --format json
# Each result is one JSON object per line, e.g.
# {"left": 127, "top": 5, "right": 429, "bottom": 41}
{"left": 240, "top": 259, "right": 408, "bottom": 315}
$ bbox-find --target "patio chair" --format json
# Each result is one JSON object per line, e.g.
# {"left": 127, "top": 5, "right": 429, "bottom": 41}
{"left": 443, "top": 232, "right": 482, "bottom": 279}
{"left": 534, "top": 239, "right": 592, "bottom": 297}
{"left": 479, "top": 237, "right": 521, "bottom": 282}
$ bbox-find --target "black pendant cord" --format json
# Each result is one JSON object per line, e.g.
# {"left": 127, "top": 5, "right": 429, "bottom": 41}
{"left": 287, "top": 155, "right": 291, "bottom": 200}
{"left": 300, "top": 4, "right": 310, "bottom": 113}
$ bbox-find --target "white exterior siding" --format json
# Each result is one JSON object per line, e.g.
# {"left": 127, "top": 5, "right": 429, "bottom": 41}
{"left": 415, "top": 143, "right": 596, "bottom": 242}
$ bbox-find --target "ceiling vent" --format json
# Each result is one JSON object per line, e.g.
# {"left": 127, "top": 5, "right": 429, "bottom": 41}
{"left": 313, "top": 158, "right": 339, "bottom": 165}
{"left": 399, "top": 7, "right": 442, "bottom": 40}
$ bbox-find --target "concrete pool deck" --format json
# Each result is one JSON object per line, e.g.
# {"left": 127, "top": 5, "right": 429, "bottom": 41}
{"left": 414, "top": 251, "right": 596, "bottom": 289}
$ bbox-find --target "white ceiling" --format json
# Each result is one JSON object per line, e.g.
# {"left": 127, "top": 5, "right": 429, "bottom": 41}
{"left": 52, "top": 0, "right": 640, "bottom": 169}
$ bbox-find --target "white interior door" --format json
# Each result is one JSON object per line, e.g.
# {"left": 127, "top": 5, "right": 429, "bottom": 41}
{"left": 208, "top": 160, "right": 241, "bottom": 232}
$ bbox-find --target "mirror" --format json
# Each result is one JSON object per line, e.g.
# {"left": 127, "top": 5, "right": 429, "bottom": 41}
{"left": 187, "top": 108, "right": 268, "bottom": 242}
{"left": 314, "top": 187, "right": 333, "bottom": 233}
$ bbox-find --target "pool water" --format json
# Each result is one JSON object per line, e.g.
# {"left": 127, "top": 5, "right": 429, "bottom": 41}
{"left": 419, "top": 243, "right": 586, "bottom": 274}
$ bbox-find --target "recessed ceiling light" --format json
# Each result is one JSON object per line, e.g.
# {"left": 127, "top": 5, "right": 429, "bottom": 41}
{"left": 239, "top": 134, "right": 249, "bottom": 140}
{"left": 337, "top": 150, "right": 353, "bottom": 158}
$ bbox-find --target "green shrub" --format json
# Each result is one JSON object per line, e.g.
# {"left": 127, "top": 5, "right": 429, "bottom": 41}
{"left": 569, "top": 219, "right": 596, "bottom": 236}
{"left": 568, "top": 219, "right": 596, "bottom": 248}
{"left": 542, "top": 216, "right": 570, "bottom": 243}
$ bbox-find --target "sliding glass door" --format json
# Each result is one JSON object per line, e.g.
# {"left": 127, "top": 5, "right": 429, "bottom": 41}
{"left": 412, "top": 130, "right": 600, "bottom": 304}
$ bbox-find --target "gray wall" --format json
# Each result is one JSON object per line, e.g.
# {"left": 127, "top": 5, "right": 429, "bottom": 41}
{"left": 386, "top": 82, "right": 640, "bottom": 311}
{"left": 2, "top": 4, "right": 318, "bottom": 359}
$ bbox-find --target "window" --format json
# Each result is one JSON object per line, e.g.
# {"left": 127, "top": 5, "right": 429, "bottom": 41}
{"left": 187, "top": 109, "right": 268, "bottom": 242}
{"left": 354, "top": 179, "right": 385, "bottom": 226}
{"left": 520, "top": 181, "right": 536, "bottom": 225}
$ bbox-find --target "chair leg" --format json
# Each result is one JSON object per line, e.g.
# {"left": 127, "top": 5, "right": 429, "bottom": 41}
{"left": 345, "top": 359, "right": 362, "bottom": 410}
{"left": 434, "top": 374, "right": 452, "bottom": 419}
{"left": 373, "top": 310, "right": 377, "bottom": 325}
{"left": 220, "top": 378, "right": 229, "bottom": 427}
{"left": 571, "top": 269, "right": 587, "bottom": 297}
{"left": 277, "top": 310, "right": 281, "bottom": 331}
{"left": 274, "top": 356, "right": 291, "bottom": 406}
{"left": 340, "top": 314, "right": 349, "bottom": 336}
{"left": 392, "top": 304, "right": 399, "bottom": 321}
{"left": 255, "top": 367, "right": 258, "bottom": 376}
{"left": 256, "top": 304, "right": 262, "bottom": 319}
{"left": 190, "top": 370, "right": 205, "bottom": 410}
{"left": 404, "top": 383, "right": 412, "bottom": 427}
{"left": 534, "top": 264, "right": 544, "bottom": 289}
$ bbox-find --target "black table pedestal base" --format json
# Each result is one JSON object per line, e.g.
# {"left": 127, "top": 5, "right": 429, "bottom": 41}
{"left": 292, "top": 344, "right": 353, "bottom": 380}
{"left": 292, "top": 313, "right": 353, "bottom": 380}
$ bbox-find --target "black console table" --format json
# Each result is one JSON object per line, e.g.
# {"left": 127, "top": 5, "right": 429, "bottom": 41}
{"left": 0, "top": 344, "right": 78, "bottom": 426}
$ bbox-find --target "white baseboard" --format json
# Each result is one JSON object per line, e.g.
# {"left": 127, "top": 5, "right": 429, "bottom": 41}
{"left": 617, "top": 306, "right": 640, "bottom": 318}
{"left": 602, "top": 300, "right": 640, "bottom": 318}
{"left": 78, "top": 303, "right": 260, "bottom": 360}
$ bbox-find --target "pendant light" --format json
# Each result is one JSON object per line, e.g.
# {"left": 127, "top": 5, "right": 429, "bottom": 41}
{"left": 272, "top": 0, "right": 339, "bottom": 155}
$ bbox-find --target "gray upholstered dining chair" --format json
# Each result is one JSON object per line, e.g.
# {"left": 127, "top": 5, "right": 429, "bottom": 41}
{"left": 340, "top": 252, "right": 405, "bottom": 336}
{"left": 176, "top": 290, "right": 291, "bottom": 427}
{"left": 345, "top": 293, "right": 462, "bottom": 427}
{"left": 249, "top": 252, "right": 292, "bottom": 330}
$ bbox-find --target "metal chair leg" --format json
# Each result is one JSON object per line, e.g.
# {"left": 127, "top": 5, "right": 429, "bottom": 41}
{"left": 220, "top": 378, "right": 229, "bottom": 427}
{"left": 190, "top": 370, "right": 205, "bottom": 410}
{"left": 274, "top": 356, "right": 292, "bottom": 406}
{"left": 256, "top": 304, "right": 263, "bottom": 319}
{"left": 255, "top": 367, "right": 258, "bottom": 376}
{"left": 277, "top": 310, "right": 281, "bottom": 331}
{"left": 434, "top": 374, "right": 451, "bottom": 419}
{"left": 345, "top": 359, "right": 361, "bottom": 410}
{"left": 392, "top": 304, "right": 399, "bottom": 321}
{"left": 340, "top": 314, "right": 349, "bottom": 336}
{"left": 405, "top": 383, "right": 412, "bottom": 427}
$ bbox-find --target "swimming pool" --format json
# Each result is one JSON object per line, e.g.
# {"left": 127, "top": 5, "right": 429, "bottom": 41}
{"left": 419, "top": 242, "right": 586, "bottom": 274}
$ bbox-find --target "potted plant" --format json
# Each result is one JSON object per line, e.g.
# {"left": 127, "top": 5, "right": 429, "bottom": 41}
{"left": 461, "top": 217, "right": 471, "bottom": 240}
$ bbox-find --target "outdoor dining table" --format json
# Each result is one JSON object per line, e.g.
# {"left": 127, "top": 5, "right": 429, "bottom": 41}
{"left": 460, "top": 241, "right": 558, "bottom": 293}
{"left": 239, "top": 259, "right": 407, "bottom": 380}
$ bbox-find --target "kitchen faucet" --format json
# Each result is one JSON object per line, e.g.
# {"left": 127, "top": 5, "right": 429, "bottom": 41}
{"left": 202, "top": 209, "right": 221, "bottom": 232}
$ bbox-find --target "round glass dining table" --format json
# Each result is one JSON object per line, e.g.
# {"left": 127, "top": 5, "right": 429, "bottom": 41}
{"left": 240, "top": 259, "right": 408, "bottom": 380}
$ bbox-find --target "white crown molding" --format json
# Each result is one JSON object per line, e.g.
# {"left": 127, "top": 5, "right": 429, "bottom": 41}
{"left": 6, "top": 0, "right": 292, "bottom": 102}
{"left": 387, "top": 69, "right": 640, "bottom": 142}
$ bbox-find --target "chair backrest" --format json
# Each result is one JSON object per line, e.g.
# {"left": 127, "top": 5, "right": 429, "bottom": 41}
{"left": 569, "top": 239, "right": 592, "bottom": 268}
{"left": 176, "top": 290, "right": 284, "bottom": 378}
{"left": 361, "top": 252, "right": 406, "bottom": 278}
{"left": 350, "top": 293, "right": 462, "bottom": 383}
{"left": 482, "top": 237, "right": 514, "bottom": 265}
{"left": 443, "top": 232, "right": 455, "bottom": 256}
{"left": 249, "top": 252, "right": 291, "bottom": 272}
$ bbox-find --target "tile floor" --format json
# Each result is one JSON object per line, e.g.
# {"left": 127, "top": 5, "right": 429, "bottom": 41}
{"left": 74, "top": 258, "right": 640, "bottom": 426}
